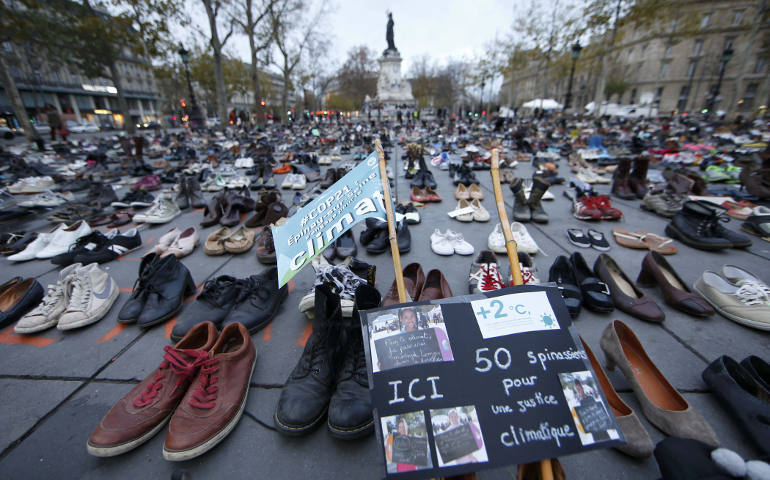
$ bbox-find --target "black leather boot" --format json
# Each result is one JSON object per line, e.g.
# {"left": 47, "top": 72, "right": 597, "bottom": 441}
{"left": 327, "top": 283, "right": 381, "bottom": 439}
{"left": 510, "top": 177, "right": 531, "bottom": 222}
{"left": 274, "top": 284, "right": 341, "bottom": 435}
{"left": 665, "top": 201, "right": 736, "bottom": 251}
{"left": 224, "top": 266, "right": 288, "bottom": 333}
{"left": 136, "top": 255, "right": 196, "bottom": 327}
{"left": 117, "top": 253, "right": 162, "bottom": 323}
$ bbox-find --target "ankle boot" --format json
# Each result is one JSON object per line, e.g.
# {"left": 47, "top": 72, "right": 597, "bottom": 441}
{"left": 275, "top": 284, "right": 341, "bottom": 435}
{"left": 528, "top": 177, "right": 551, "bottom": 224}
{"left": 186, "top": 176, "right": 206, "bottom": 208}
{"left": 628, "top": 157, "right": 649, "bottom": 199}
{"left": 136, "top": 255, "right": 196, "bottom": 327}
{"left": 510, "top": 178, "right": 531, "bottom": 222}
{"left": 175, "top": 177, "right": 190, "bottom": 210}
{"left": 664, "top": 201, "right": 735, "bottom": 251}
{"left": 117, "top": 253, "right": 162, "bottom": 323}
{"left": 327, "top": 284, "right": 381, "bottom": 439}
{"left": 611, "top": 157, "right": 636, "bottom": 200}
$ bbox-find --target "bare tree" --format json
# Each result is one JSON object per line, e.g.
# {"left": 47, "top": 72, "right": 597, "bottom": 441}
{"left": 200, "top": 0, "right": 236, "bottom": 126}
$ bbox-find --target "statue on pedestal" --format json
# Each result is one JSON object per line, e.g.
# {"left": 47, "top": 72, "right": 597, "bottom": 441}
{"left": 384, "top": 12, "right": 397, "bottom": 56}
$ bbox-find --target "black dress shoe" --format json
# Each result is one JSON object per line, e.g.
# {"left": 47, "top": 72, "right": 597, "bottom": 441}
{"left": 703, "top": 355, "right": 770, "bottom": 456}
{"left": 275, "top": 284, "right": 340, "bottom": 435}
{"left": 171, "top": 275, "right": 243, "bottom": 341}
{"left": 224, "top": 267, "right": 287, "bottom": 333}
{"left": 569, "top": 252, "right": 614, "bottom": 313}
{"left": 548, "top": 255, "right": 582, "bottom": 318}
{"left": 365, "top": 228, "right": 389, "bottom": 254}
{"left": 741, "top": 355, "right": 770, "bottom": 392}
{"left": 118, "top": 253, "right": 162, "bottom": 323}
{"left": 359, "top": 218, "right": 386, "bottom": 247}
{"left": 654, "top": 437, "right": 732, "bottom": 480}
{"left": 327, "top": 284, "right": 381, "bottom": 439}
{"left": 409, "top": 170, "right": 426, "bottom": 189}
{"left": 396, "top": 220, "right": 410, "bottom": 253}
{"left": 0, "top": 278, "right": 44, "bottom": 329}
{"left": 136, "top": 256, "right": 196, "bottom": 328}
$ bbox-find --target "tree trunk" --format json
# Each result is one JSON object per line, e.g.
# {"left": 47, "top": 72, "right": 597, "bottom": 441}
{"left": 202, "top": 0, "right": 228, "bottom": 128}
{"left": 593, "top": 0, "right": 623, "bottom": 118}
{"left": 108, "top": 60, "right": 135, "bottom": 134}
{"left": 281, "top": 57, "right": 289, "bottom": 123}
{"left": 245, "top": 0, "right": 266, "bottom": 126}
{"left": 0, "top": 54, "right": 38, "bottom": 141}
{"left": 728, "top": 0, "right": 768, "bottom": 118}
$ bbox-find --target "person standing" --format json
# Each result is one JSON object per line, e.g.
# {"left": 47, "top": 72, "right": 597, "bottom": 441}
{"left": 46, "top": 105, "right": 61, "bottom": 142}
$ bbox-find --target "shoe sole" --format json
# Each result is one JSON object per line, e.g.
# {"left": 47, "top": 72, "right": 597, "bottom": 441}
{"left": 14, "top": 316, "right": 59, "bottom": 334}
{"left": 137, "top": 211, "right": 182, "bottom": 224}
{"left": 487, "top": 241, "right": 507, "bottom": 254}
{"left": 692, "top": 282, "right": 770, "bottom": 331}
{"left": 664, "top": 224, "right": 730, "bottom": 251}
{"left": 328, "top": 418, "right": 375, "bottom": 439}
{"left": 274, "top": 405, "right": 329, "bottom": 436}
{"left": 163, "top": 353, "right": 257, "bottom": 461}
{"left": 87, "top": 412, "right": 173, "bottom": 457}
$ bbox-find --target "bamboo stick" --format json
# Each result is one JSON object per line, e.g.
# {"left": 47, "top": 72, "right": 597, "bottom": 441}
{"left": 375, "top": 139, "right": 407, "bottom": 303}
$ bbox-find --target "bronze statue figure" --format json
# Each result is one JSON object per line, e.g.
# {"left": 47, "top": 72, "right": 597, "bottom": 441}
{"left": 386, "top": 12, "right": 396, "bottom": 52}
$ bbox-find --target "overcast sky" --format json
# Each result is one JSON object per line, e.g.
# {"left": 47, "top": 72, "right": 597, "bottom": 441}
{"left": 225, "top": 0, "right": 516, "bottom": 74}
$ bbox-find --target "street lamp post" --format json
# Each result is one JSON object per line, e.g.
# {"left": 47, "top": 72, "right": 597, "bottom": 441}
{"left": 564, "top": 41, "right": 582, "bottom": 111}
{"left": 705, "top": 46, "right": 734, "bottom": 118}
{"left": 177, "top": 45, "right": 204, "bottom": 130}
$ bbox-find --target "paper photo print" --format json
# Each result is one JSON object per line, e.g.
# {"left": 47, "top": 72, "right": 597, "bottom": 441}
{"left": 381, "top": 411, "right": 433, "bottom": 473}
{"left": 430, "top": 406, "right": 489, "bottom": 468}
{"left": 367, "top": 305, "right": 454, "bottom": 373}
{"left": 558, "top": 371, "right": 620, "bottom": 446}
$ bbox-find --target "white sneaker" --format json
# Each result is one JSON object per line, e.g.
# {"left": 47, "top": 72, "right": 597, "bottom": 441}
{"left": 57, "top": 263, "right": 119, "bottom": 330}
{"left": 8, "top": 224, "right": 68, "bottom": 261}
{"left": 133, "top": 197, "right": 181, "bottom": 224}
{"left": 510, "top": 222, "right": 539, "bottom": 255}
{"left": 430, "top": 229, "right": 455, "bottom": 255}
{"left": 7, "top": 176, "right": 55, "bottom": 193}
{"left": 35, "top": 220, "right": 92, "bottom": 259}
{"left": 445, "top": 230, "right": 474, "bottom": 255}
{"left": 234, "top": 157, "right": 254, "bottom": 168}
{"left": 488, "top": 223, "right": 506, "bottom": 254}
{"left": 14, "top": 263, "right": 81, "bottom": 333}
{"left": 292, "top": 174, "right": 307, "bottom": 190}
{"left": 17, "top": 190, "right": 75, "bottom": 208}
{"left": 281, "top": 174, "right": 295, "bottom": 189}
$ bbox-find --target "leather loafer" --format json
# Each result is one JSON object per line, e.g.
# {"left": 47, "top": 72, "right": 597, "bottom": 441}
{"left": 600, "top": 320, "right": 719, "bottom": 447}
{"left": 594, "top": 254, "right": 665, "bottom": 323}
{"left": 636, "top": 251, "right": 714, "bottom": 317}
{"left": 382, "top": 262, "right": 425, "bottom": 306}
{"left": 417, "top": 269, "right": 452, "bottom": 301}
{"left": 0, "top": 278, "right": 44, "bottom": 329}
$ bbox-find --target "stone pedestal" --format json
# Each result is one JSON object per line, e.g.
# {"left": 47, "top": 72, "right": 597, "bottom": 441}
{"left": 373, "top": 50, "right": 415, "bottom": 118}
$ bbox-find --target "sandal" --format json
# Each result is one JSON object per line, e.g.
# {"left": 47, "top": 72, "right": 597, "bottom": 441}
{"left": 636, "top": 231, "right": 677, "bottom": 255}
{"left": 611, "top": 228, "right": 647, "bottom": 249}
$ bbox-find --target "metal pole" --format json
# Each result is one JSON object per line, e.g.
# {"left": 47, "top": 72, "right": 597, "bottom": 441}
{"left": 707, "top": 56, "right": 729, "bottom": 117}
{"left": 565, "top": 57, "right": 577, "bottom": 110}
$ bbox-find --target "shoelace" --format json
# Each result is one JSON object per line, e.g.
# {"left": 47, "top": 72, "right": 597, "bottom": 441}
{"left": 67, "top": 276, "right": 91, "bottom": 311}
{"left": 734, "top": 282, "right": 770, "bottom": 306}
{"left": 134, "top": 347, "right": 209, "bottom": 407}
{"left": 189, "top": 357, "right": 221, "bottom": 409}
{"left": 32, "top": 284, "right": 65, "bottom": 315}
{"left": 479, "top": 264, "right": 505, "bottom": 291}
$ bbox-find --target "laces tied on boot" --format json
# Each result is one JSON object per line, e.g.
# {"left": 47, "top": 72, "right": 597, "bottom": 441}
{"left": 133, "top": 347, "right": 208, "bottom": 407}
{"left": 189, "top": 357, "right": 221, "bottom": 409}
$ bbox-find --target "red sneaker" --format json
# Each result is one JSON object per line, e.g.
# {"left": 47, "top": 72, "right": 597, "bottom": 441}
{"left": 593, "top": 195, "right": 623, "bottom": 220}
{"left": 572, "top": 196, "right": 602, "bottom": 220}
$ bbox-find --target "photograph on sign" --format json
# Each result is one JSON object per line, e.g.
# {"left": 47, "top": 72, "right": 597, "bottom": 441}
{"left": 470, "top": 291, "right": 560, "bottom": 339}
{"left": 558, "top": 371, "right": 620, "bottom": 445}
{"left": 430, "top": 406, "right": 488, "bottom": 467}
{"left": 382, "top": 411, "right": 433, "bottom": 473}
{"left": 367, "top": 305, "right": 454, "bottom": 373}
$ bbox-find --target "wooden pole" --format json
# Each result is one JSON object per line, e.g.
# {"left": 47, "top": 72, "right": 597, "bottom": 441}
{"left": 375, "top": 139, "right": 407, "bottom": 303}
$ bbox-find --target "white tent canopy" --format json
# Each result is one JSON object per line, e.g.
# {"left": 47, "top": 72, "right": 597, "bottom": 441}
{"left": 521, "top": 98, "right": 562, "bottom": 110}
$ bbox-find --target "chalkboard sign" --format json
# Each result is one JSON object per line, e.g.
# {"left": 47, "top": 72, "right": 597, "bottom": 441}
{"left": 392, "top": 434, "right": 430, "bottom": 466}
{"left": 434, "top": 424, "right": 479, "bottom": 463}
{"left": 574, "top": 396, "right": 613, "bottom": 434}
{"left": 375, "top": 329, "right": 443, "bottom": 370}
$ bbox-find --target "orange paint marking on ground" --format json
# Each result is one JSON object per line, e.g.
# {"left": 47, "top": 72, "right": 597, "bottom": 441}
{"left": 119, "top": 287, "right": 134, "bottom": 293}
{"left": 0, "top": 325, "right": 57, "bottom": 348}
{"left": 287, "top": 279, "right": 295, "bottom": 294}
{"left": 297, "top": 322, "right": 313, "bottom": 346}
{"left": 193, "top": 208, "right": 204, "bottom": 214}
{"left": 262, "top": 324, "right": 272, "bottom": 341}
{"left": 97, "top": 323, "right": 128, "bottom": 344}
{"left": 164, "top": 317, "right": 178, "bottom": 339}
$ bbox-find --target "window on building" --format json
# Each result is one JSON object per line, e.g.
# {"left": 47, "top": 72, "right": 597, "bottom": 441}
{"left": 732, "top": 10, "right": 743, "bottom": 25}
{"left": 693, "top": 40, "right": 703, "bottom": 55}
{"left": 664, "top": 44, "right": 673, "bottom": 58}
{"left": 671, "top": 18, "right": 681, "bottom": 31}
{"left": 754, "top": 58, "right": 766, "bottom": 74}
{"left": 701, "top": 13, "right": 712, "bottom": 28}
{"left": 742, "top": 83, "right": 758, "bottom": 109}
{"left": 725, "top": 37, "right": 736, "bottom": 50}
{"left": 677, "top": 86, "right": 690, "bottom": 111}
{"left": 687, "top": 60, "right": 697, "bottom": 77}
{"left": 630, "top": 88, "right": 637, "bottom": 104}
{"left": 660, "top": 62, "right": 670, "bottom": 78}
{"left": 656, "top": 87, "right": 664, "bottom": 104}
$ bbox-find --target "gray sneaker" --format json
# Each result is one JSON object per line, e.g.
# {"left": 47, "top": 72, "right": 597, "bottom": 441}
{"left": 693, "top": 271, "right": 770, "bottom": 331}
{"left": 133, "top": 196, "right": 181, "bottom": 224}
{"left": 15, "top": 263, "right": 81, "bottom": 334}
{"left": 641, "top": 192, "right": 687, "bottom": 217}
{"left": 57, "top": 263, "right": 119, "bottom": 330}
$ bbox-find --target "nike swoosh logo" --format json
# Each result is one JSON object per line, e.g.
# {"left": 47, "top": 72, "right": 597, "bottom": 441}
{"left": 93, "top": 277, "right": 114, "bottom": 299}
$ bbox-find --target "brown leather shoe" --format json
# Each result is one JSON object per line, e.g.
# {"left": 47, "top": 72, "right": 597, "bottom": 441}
{"left": 200, "top": 195, "right": 224, "bottom": 228}
{"left": 255, "top": 226, "right": 277, "bottom": 264}
{"left": 87, "top": 322, "right": 218, "bottom": 457}
{"left": 381, "top": 263, "right": 425, "bottom": 306}
{"left": 580, "top": 336, "right": 654, "bottom": 458}
{"left": 636, "top": 251, "right": 714, "bottom": 317}
{"left": 600, "top": 320, "right": 719, "bottom": 447}
{"left": 611, "top": 157, "right": 636, "bottom": 200}
{"left": 163, "top": 322, "right": 256, "bottom": 461}
{"left": 417, "top": 269, "right": 453, "bottom": 301}
{"left": 593, "top": 254, "right": 664, "bottom": 323}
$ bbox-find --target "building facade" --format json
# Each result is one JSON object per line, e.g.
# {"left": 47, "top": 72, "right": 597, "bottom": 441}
{"left": 0, "top": 43, "right": 160, "bottom": 131}
{"left": 499, "top": 0, "right": 769, "bottom": 117}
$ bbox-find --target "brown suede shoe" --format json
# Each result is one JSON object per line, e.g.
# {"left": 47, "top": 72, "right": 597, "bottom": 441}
{"left": 593, "top": 254, "right": 665, "bottom": 323}
{"left": 600, "top": 320, "right": 719, "bottom": 447}
{"left": 163, "top": 322, "right": 256, "bottom": 461}
{"left": 417, "top": 269, "right": 453, "bottom": 301}
{"left": 381, "top": 263, "right": 425, "bottom": 306}
{"left": 87, "top": 322, "right": 218, "bottom": 457}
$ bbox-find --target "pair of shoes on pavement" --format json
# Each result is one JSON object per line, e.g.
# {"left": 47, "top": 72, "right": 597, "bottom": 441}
{"left": 88, "top": 321, "right": 256, "bottom": 461}
{"left": 15, "top": 263, "right": 119, "bottom": 333}
{"left": 51, "top": 228, "right": 142, "bottom": 266}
